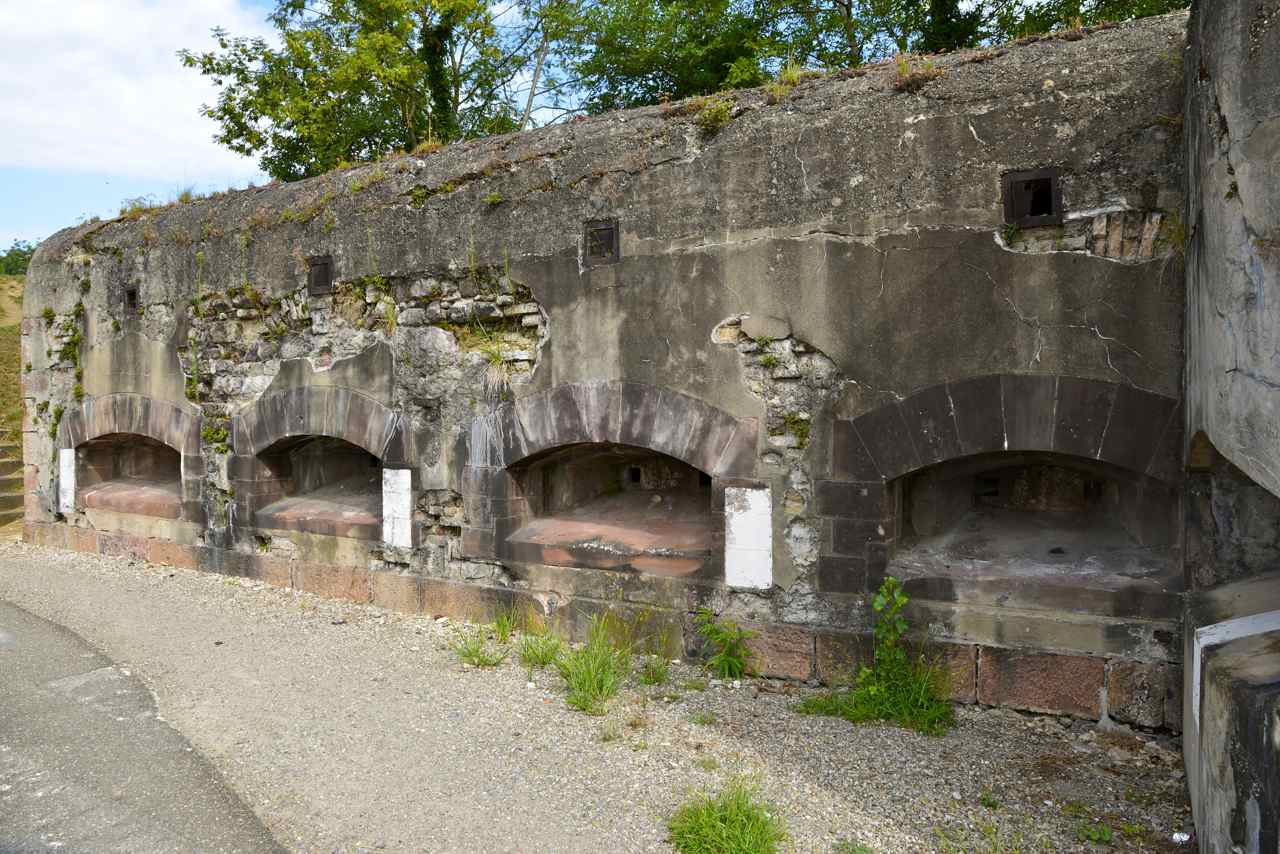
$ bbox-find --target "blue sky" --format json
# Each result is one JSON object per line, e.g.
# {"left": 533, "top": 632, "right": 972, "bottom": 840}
{"left": 1, "top": 0, "right": 276, "bottom": 248}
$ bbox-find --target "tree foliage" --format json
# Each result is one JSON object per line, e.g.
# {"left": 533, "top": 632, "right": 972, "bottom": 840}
{"left": 556, "top": 0, "right": 773, "bottom": 112}
{"left": 182, "top": 0, "right": 1189, "bottom": 179}
{"left": 179, "top": 0, "right": 529, "bottom": 180}
{"left": 0, "top": 241, "right": 35, "bottom": 276}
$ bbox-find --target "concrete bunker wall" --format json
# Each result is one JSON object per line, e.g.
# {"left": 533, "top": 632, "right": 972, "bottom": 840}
{"left": 1182, "top": 1, "right": 1280, "bottom": 849}
{"left": 23, "top": 13, "right": 1190, "bottom": 728}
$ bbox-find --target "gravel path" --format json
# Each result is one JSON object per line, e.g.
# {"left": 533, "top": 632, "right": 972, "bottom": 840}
{"left": 0, "top": 541, "right": 1193, "bottom": 853}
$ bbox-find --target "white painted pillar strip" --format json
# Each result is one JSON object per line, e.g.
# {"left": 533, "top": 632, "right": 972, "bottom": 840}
{"left": 381, "top": 467, "right": 413, "bottom": 548}
{"left": 1192, "top": 609, "right": 1280, "bottom": 730}
{"left": 724, "top": 486, "right": 773, "bottom": 590}
{"left": 57, "top": 448, "right": 75, "bottom": 515}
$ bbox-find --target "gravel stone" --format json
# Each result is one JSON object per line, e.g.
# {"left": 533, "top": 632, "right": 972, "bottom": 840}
{"left": 0, "top": 541, "right": 1192, "bottom": 853}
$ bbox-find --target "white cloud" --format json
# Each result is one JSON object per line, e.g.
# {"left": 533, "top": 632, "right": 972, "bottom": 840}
{"left": 0, "top": 0, "right": 275, "bottom": 183}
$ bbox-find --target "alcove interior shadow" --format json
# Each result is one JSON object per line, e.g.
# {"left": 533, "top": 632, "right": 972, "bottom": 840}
{"left": 503, "top": 443, "right": 715, "bottom": 578}
{"left": 77, "top": 433, "right": 182, "bottom": 518}
{"left": 890, "top": 451, "right": 1181, "bottom": 614}
{"left": 253, "top": 436, "right": 382, "bottom": 540}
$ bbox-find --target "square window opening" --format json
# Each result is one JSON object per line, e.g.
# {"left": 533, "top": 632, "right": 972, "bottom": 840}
{"left": 1002, "top": 168, "right": 1063, "bottom": 227}
{"left": 584, "top": 218, "right": 619, "bottom": 265}
{"left": 307, "top": 256, "right": 334, "bottom": 296}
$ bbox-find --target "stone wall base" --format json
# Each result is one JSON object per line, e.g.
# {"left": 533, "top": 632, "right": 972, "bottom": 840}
{"left": 24, "top": 520, "right": 1180, "bottom": 730}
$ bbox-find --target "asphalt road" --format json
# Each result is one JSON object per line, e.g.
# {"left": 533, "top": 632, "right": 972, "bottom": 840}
{"left": 0, "top": 600, "right": 282, "bottom": 854}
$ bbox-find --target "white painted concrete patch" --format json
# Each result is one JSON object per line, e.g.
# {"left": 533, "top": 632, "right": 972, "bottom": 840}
{"left": 724, "top": 486, "right": 772, "bottom": 590}
{"left": 381, "top": 468, "right": 412, "bottom": 548}
{"left": 58, "top": 449, "right": 75, "bottom": 515}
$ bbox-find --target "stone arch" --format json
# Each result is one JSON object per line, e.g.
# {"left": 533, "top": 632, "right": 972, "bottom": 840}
{"left": 230, "top": 386, "right": 409, "bottom": 464}
{"left": 228, "top": 386, "right": 411, "bottom": 550}
{"left": 815, "top": 373, "right": 1182, "bottom": 595}
{"left": 829, "top": 374, "right": 1181, "bottom": 485}
{"left": 458, "top": 381, "right": 760, "bottom": 572}
{"left": 53, "top": 393, "right": 203, "bottom": 523}
{"left": 464, "top": 380, "right": 757, "bottom": 478}
{"left": 55, "top": 392, "right": 200, "bottom": 456}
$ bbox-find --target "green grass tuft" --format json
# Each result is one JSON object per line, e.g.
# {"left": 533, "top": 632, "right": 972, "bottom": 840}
{"left": 639, "top": 655, "right": 670, "bottom": 686}
{"left": 453, "top": 631, "right": 508, "bottom": 668}
{"left": 517, "top": 632, "right": 564, "bottom": 669}
{"left": 555, "top": 614, "right": 630, "bottom": 715}
{"left": 668, "top": 779, "right": 787, "bottom": 854}
{"left": 491, "top": 608, "right": 517, "bottom": 644}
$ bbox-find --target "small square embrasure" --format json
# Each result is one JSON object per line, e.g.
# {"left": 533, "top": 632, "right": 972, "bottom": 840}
{"left": 307, "top": 255, "right": 334, "bottom": 296}
{"left": 1002, "top": 168, "right": 1063, "bottom": 227}
{"left": 584, "top": 219, "right": 619, "bottom": 264}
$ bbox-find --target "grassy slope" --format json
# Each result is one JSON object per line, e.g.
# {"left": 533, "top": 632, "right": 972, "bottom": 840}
{"left": 0, "top": 275, "right": 24, "bottom": 446}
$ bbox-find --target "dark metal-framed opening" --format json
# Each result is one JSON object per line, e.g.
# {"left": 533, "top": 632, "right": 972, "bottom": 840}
{"left": 1002, "top": 167, "right": 1064, "bottom": 227}
{"left": 584, "top": 218, "right": 619, "bottom": 266}
{"left": 307, "top": 255, "right": 334, "bottom": 296}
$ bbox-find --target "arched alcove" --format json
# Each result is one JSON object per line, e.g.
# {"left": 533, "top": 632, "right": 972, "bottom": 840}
{"left": 76, "top": 433, "right": 182, "bottom": 519}
{"left": 253, "top": 435, "right": 383, "bottom": 541}
{"left": 502, "top": 442, "right": 715, "bottom": 578}
{"left": 891, "top": 451, "right": 1177, "bottom": 586}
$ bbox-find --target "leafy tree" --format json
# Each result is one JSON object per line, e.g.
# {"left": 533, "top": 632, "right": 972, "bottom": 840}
{"left": 0, "top": 241, "right": 35, "bottom": 276}
{"left": 915, "top": 0, "right": 983, "bottom": 53}
{"left": 180, "top": 0, "right": 530, "bottom": 180}
{"left": 182, "top": 0, "right": 1190, "bottom": 175}
{"left": 985, "top": 0, "right": 1189, "bottom": 42}
{"left": 557, "top": 0, "right": 775, "bottom": 113}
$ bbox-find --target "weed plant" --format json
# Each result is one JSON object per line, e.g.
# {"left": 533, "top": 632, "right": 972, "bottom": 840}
{"left": 555, "top": 614, "right": 631, "bottom": 715}
{"left": 797, "top": 576, "right": 954, "bottom": 735}
{"left": 668, "top": 779, "right": 787, "bottom": 854}
{"left": 694, "top": 609, "right": 754, "bottom": 679}
{"left": 638, "top": 655, "right": 670, "bottom": 686}
{"left": 518, "top": 632, "right": 564, "bottom": 669}
{"left": 492, "top": 608, "right": 517, "bottom": 644}
{"left": 453, "top": 631, "right": 508, "bottom": 668}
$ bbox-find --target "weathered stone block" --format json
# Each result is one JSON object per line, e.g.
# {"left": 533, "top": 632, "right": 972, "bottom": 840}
{"left": 947, "top": 375, "right": 1004, "bottom": 457}
{"left": 293, "top": 563, "right": 371, "bottom": 603}
{"left": 815, "top": 480, "right": 888, "bottom": 520}
{"left": 742, "top": 621, "right": 814, "bottom": 680}
{"left": 145, "top": 539, "right": 198, "bottom": 570}
{"left": 370, "top": 571, "right": 422, "bottom": 614}
{"left": 851, "top": 403, "right": 920, "bottom": 481}
{"left": 420, "top": 577, "right": 528, "bottom": 624}
{"left": 69, "top": 525, "right": 100, "bottom": 555}
{"left": 815, "top": 555, "right": 866, "bottom": 594}
{"left": 928, "top": 642, "right": 977, "bottom": 704}
{"left": 1001, "top": 374, "right": 1057, "bottom": 451}
{"left": 898, "top": 384, "right": 961, "bottom": 468}
{"left": 97, "top": 532, "right": 148, "bottom": 562}
{"left": 977, "top": 646, "right": 1104, "bottom": 718}
{"left": 1106, "top": 659, "right": 1169, "bottom": 729}
{"left": 815, "top": 630, "right": 871, "bottom": 685}
{"left": 1052, "top": 378, "right": 1116, "bottom": 460}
